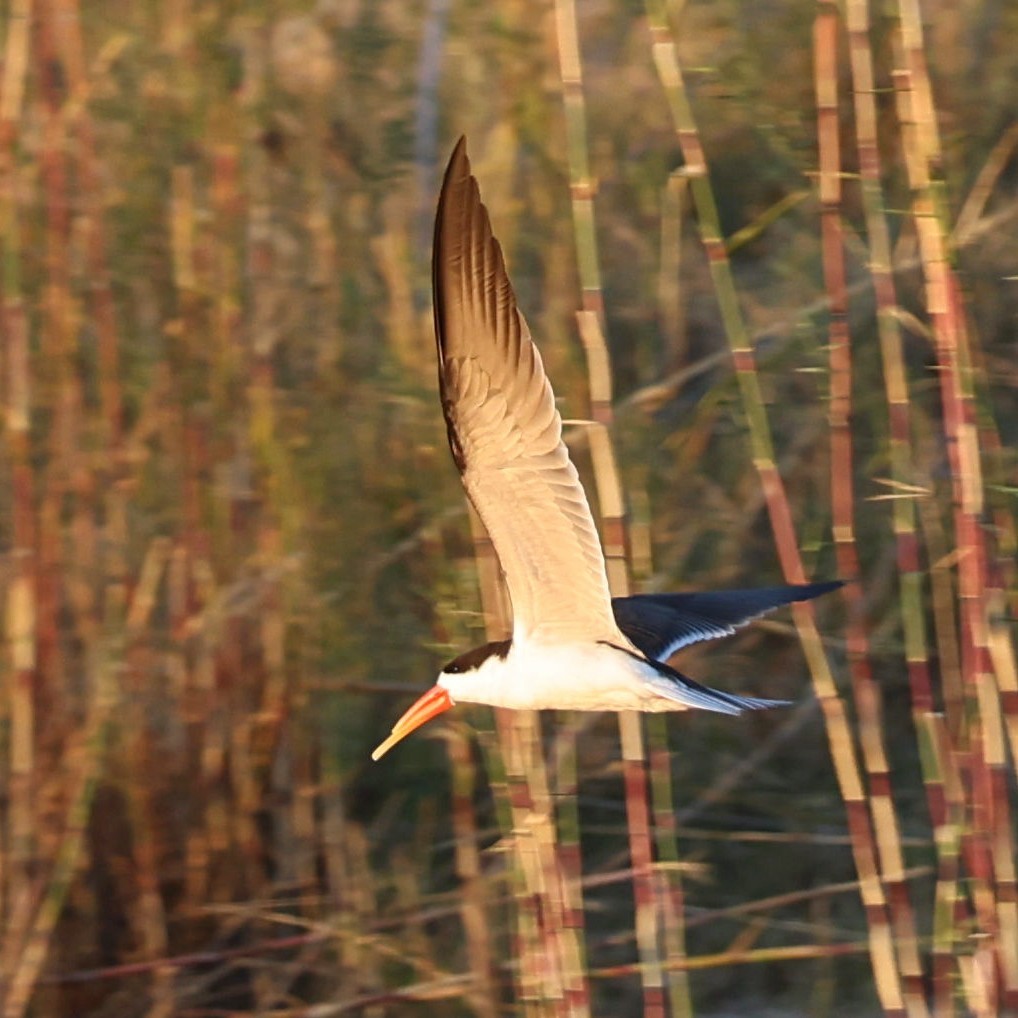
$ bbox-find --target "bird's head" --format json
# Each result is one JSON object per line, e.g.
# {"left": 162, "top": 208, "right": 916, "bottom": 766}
{"left": 371, "top": 639, "right": 512, "bottom": 760}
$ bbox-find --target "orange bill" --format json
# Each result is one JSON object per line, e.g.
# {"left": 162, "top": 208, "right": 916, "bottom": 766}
{"left": 371, "top": 685, "right": 454, "bottom": 761}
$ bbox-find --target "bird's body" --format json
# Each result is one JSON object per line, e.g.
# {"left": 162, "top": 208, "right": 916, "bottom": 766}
{"left": 371, "top": 138, "right": 840, "bottom": 761}
{"left": 439, "top": 635, "right": 785, "bottom": 716}
{"left": 440, "top": 638, "right": 709, "bottom": 714}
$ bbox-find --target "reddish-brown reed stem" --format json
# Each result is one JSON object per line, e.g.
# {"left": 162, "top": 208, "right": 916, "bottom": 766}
{"left": 646, "top": 1, "right": 907, "bottom": 1011}
{"left": 468, "top": 505, "right": 577, "bottom": 1014}
{"left": 553, "top": 1, "right": 675, "bottom": 1011}
{"left": 817, "top": 3, "right": 929, "bottom": 1012}
{"left": 893, "top": 6, "right": 1015, "bottom": 1006}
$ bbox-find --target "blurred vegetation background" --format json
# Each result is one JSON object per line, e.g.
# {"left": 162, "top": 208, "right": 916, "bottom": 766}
{"left": 0, "top": 0, "right": 1016, "bottom": 1015}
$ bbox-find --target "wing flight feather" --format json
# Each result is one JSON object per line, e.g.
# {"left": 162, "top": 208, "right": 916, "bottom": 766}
{"left": 612, "top": 581, "right": 844, "bottom": 661}
{"left": 433, "top": 139, "right": 617, "bottom": 642}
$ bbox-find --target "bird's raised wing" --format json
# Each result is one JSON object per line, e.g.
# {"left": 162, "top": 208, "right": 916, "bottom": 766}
{"left": 433, "top": 138, "right": 616, "bottom": 643}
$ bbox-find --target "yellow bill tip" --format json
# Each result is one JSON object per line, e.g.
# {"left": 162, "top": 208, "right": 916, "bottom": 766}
{"left": 370, "top": 685, "right": 454, "bottom": 762}
{"left": 371, "top": 732, "right": 402, "bottom": 762}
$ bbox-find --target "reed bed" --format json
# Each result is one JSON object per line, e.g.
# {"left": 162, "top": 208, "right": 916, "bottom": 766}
{"left": 0, "top": 1, "right": 1016, "bottom": 1016}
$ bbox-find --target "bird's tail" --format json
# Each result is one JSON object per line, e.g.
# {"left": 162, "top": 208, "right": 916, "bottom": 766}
{"left": 648, "top": 662, "right": 792, "bottom": 715}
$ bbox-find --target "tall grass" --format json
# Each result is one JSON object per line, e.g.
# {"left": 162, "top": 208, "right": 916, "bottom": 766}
{"left": 0, "top": 0, "right": 1015, "bottom": 1015}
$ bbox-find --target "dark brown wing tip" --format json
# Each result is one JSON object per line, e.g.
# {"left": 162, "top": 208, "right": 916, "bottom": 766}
{"left": 432, "top": 136, "right": 507, "bottom": 341}
{"left": 432, "top": 137, "right": 473, "bottom": 355}
{"left": 432, "top": 136, "right": 475, "bottom": 475}
{"left": 448, "top": 134, "right": 468, "bottom": 171}
{"left": 431, "top": 136, "right": 520, "bottom": 477}
{"left": 434, "top": 136, "right": 471, "bottom": 253}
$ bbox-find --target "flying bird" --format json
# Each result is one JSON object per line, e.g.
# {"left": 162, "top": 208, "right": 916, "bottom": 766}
{"left": 371, "top": 138, "right": 840, "bottom": 761}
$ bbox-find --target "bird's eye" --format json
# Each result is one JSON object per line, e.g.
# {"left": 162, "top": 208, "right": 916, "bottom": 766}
{"left": 442, "top": 640, "right": 510, "bottom": 676}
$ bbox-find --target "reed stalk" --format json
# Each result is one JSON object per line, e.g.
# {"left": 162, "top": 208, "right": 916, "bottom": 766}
{"left": 453, "top": 198, "right": 585, "bottom": 1005}
{"left": 468, "top": 504, "right": 577, "bottom": 1014}
{"left": 658, "top": 173, "right": 690, "bottom": 369}
{"left": 552, "top": 3, "right": 684, "bottom": 1014}
{"left": 62, "top": 1, "right": 123, "bottom": 451}
{"left": 57, "top": 3, "right": 178, "bottom": 1008}
{"left": 842, "top": 0, "right": 985, "bottom": 1001}
{"left": 1, "top": 2, "right": 1014, "bottom": 1014}
{"left": 634, "top": 272, "right": 694, "bottom": 1013}
{"left": 3, "top": 4, "right": 75, "bottom": 1008}
{"left": 646, "top": 712, "right": 693, "bottom": 1018}
{"left": 892, "top": 9, "right": 1015, "bottom": 1007}
{"left": 0, "top": 1, "right": 33, "bottom": 984}
{"left": 645, "top": 1, "right": 907, "bottom": 1012}
{"left": 818, "top": 3, "right": 930, "bottom": 1012}
{"left": 2, "top": 674, "right": 115, "bottom": 1018}
{"left": 446, "top": 726, "right": 498, "bottom": 1018}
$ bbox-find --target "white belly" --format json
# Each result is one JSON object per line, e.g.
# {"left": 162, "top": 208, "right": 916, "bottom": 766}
{"left": 438, "top": 637, "right": 684, "bottom": 712}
